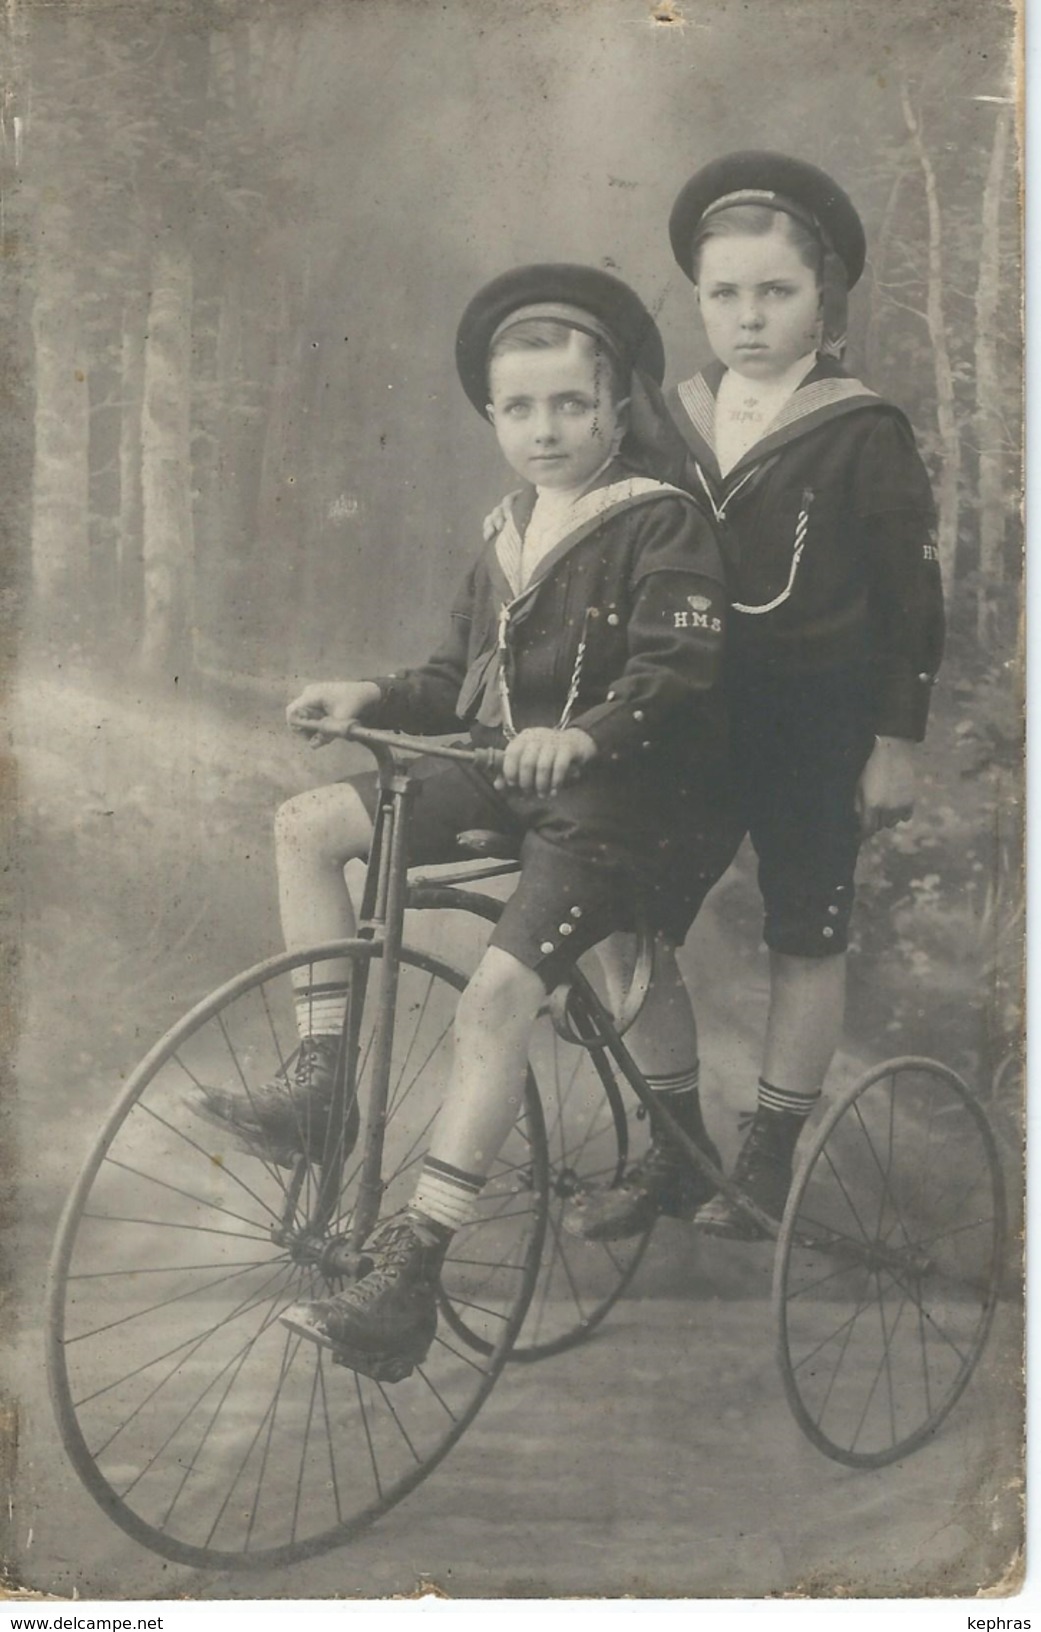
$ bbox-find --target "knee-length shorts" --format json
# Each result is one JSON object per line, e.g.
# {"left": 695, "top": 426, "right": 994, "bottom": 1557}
{"left": 728, "top": 665, "right": 876, "bottom": 959}
{"left": 351, "top": 753, "right": 741, "bottom": 990}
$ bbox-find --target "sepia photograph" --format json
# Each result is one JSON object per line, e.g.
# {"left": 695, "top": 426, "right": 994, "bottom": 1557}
{"left": 0, "top": 0, "right": 1025, "bottom": 1607}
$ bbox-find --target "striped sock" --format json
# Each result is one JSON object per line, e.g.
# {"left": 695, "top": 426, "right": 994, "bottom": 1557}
{"left": 646, "top": 1064, "right": 707, "bottom": 1150}
{"left": 646, "top": 1065, "right": 701, "bottom": 1098}
{"left": 292, "top": 980, "right": 350, "bottom": 1041}
{"left": 756, "top": 1077, "right": 820, "bottom": 1121}
{"left": 411, "top": 1156, "right": 486, "bottom": 1234}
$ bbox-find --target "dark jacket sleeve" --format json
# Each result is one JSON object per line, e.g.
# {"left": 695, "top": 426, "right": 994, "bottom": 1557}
{"left": 361, "top": 563, "right": 477, "bottom": 735}
{"left": 853, "top": 414, "right": 945, "bottom": 741}
{"left": 570, "top": 497, "right": 728, "bottom": 761}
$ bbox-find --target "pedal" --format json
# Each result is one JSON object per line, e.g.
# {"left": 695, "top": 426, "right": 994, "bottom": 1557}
{"left": 331, "top": 1345, "right": 420, "bottom": 1384}
{"left": 694, "top": 1210, "right": 771, "bottom": 1242}
{"left": 227, "top": 1127, "right": 302, "bottom": 1170}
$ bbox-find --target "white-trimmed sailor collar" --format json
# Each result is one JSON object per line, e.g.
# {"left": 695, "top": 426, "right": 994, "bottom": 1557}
{"left": 675, "top": 357, "right": 880, "bottom": 486}
{"left": 491, "top": 459, "right": 689, "bottom": 602}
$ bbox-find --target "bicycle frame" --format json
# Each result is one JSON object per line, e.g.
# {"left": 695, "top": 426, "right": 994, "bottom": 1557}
{"left": 306, "top": 727, "right": 505, "bottom": 1256}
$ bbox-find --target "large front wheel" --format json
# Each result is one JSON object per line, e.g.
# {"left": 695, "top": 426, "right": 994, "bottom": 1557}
{"left": 47, "top": 941, "right": 547, "bottom": 1568}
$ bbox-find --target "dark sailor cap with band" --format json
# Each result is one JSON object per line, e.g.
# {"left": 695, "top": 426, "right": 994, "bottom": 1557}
{"left": 455, "top": 262, "right": 666, "bottom": 415}
{"left": 669, "top": 151, "right": 866, "bottom": 364}
{"left": 668, "top": 150, "right": 867, "bottom": 288}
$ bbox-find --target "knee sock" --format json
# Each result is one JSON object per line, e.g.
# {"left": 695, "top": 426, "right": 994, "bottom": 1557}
{"left": 292, "top": 979, "right": 350, "bottom": 1042}
{"left": 410, "top": 1155, "right": 487, "bottom": 1236}
{"left": 756, "top": 1077, "right": 820, "bottom": 1121}
{"left": 647, "top": 1064, "right": 708, "bottom": 1157}
{"left": 754, "top": 1078, "right": 819, "bottom": 1156}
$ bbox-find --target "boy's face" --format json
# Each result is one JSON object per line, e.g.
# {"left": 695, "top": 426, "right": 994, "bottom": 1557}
{"left": 696, "top": 229, "right": 822, "bottom": 381}
{"left": 486, "top": 336, "right": 625, "bottom": 490}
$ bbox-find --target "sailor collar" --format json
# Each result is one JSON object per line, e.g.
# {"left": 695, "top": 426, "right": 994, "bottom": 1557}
{"left": 674, "top": 357, "right": 881, "bottom": 488}
{"left": 486, "top": 459, "right": 690, "bottom": 606}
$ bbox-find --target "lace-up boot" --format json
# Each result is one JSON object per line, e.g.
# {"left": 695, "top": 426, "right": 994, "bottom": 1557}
{"left": 195, "top": 1034, "right": 359, "bottom": 1167}
{"left": 280, "top": 1210, "right": 448, "bottom": 1379}
{"left": 565, "top": 1129, "right": 721, "bottom": 1242}
{"left": 693, "top": 1106, "right": 804, "bottom": 1239}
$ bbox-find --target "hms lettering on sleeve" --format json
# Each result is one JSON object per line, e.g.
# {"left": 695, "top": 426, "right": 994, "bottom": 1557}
{"left": 673, "top": 604, "right": 722, "bottom": 633}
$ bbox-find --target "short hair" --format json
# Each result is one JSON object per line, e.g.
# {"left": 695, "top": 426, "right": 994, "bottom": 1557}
{"left": 690, "top": 203, "right": 824, "bottom": 285}
{"left": 486, "top": 319, "right": 627, "bottom": 404}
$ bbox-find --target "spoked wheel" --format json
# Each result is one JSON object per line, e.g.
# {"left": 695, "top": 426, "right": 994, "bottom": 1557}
{"left": 408, "top": 888, "right": 653, "bottom": 1361}
{"left": 774, "top": 1057, "right": 1007, "bottom": 1468}
{"left": 47, "top": 941, "right": 547, "bottom": 1568}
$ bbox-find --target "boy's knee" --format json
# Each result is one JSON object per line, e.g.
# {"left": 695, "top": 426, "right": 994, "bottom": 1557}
{"left": 274, "top": 791, "right": 320, "bottom": 848}
{"left": 274, "top": 785, "right": 370, "bottom": 862}
{"left": 456, "top": 950, "right": 542, "bottom": 1037}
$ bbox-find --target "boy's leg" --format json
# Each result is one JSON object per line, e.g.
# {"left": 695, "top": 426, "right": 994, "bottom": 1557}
{"left": 695, "top": 949, "right": 846, "bottom": 1239}
{"left": 426, "top": 947, "right": 544, "bottom": 1175}
{"left": 197, "top": 760, "right": 514, "bottom": 1161}
{"left": 280, "top": 809, "right": 637, "bottom": 1366}
{"left": 565, "top": 935, "right": 721, "bottom": 1240}
{"left": 547, "top": 767, "right": 743, "bottom": 1243}
{"left": 275, "top": 781, "right": 372, "bottom": 949}
{"left": 195, "top": 783, "right": 373, "bottom": 1156}
{"left": 762, "top": 948, "right": 846, "bottom": 1093}
{"left": 696, "top": 668, "right": 869, "bottom": 1239}
{"left": 281, "top": 947, "right": 544, "bottom": 1362}
{"left": 277, "top": 780, "right": 372, "bottom": 1042}
{"left": 600, "top": 933, "right": 698, "bottom": 1074}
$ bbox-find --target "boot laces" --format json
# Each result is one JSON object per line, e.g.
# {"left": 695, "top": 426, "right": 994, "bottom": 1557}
{"left": 623, "top": 1139, "right": 683, "bottom": 1190}
{"left": 240, "top": 1035, "right": 340, "bottom": 1136}
{"left": 733, "top": 1117, "right": 791, "bottom": 1184}
{"left": 290, "top": 1035, "right": 337, "bottom": 1094}
{"left": 347, "top": 1218, "right": 433, "bottom": 1302}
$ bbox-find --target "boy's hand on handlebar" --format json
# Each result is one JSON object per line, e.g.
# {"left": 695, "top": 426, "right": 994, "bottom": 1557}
{"left": 286, "top": 681, "right": 382, "bottom": 748}
{"left": 497, "top": 727, "right": 598, "bottom": 797}
{"left": 855, "top": 735, "right": 916, "bottom": 838}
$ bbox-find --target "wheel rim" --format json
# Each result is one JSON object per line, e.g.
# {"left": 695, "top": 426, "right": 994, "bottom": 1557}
{"left": 774, "top": 1057, "right": 1007, "bottom": 1468}
{"left": 47, "top": 941, "right": 547, "bottom": 1567}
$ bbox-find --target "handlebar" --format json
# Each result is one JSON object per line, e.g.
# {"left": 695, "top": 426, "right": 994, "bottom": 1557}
{"left": 340, "top": 722, "right": 505, "bottom": 775}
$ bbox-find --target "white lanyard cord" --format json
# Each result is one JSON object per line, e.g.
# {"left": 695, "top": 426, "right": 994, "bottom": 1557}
{"left": 496, "top": 605, "right": 518, "bottom": 739}
{"left": 695, "top": 462, "right": 758, "bottom": 523}
{"left": 496, "top": 603, "right": 592, "bottom": 742}
{"left": 731, "top": 490, "right": 814, "bottom": 616}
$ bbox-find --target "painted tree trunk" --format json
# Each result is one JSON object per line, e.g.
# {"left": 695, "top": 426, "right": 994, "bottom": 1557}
{"left": 118, "top": 289, "right": 147, "bottom": 645}
{"left": 974, "top": 103, "right": 1012, "bottom": 646}
{"left": 139, "top": 244, "right": 193, "bottom": 675}
{"left": 29, "top": 200, "right": 89, "bottom": 622}
{"left": 864, "top": 165, "right": 908, "bottom": 383}
{"left": 900, "top": 83, "right": 960, "bottom": 592}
